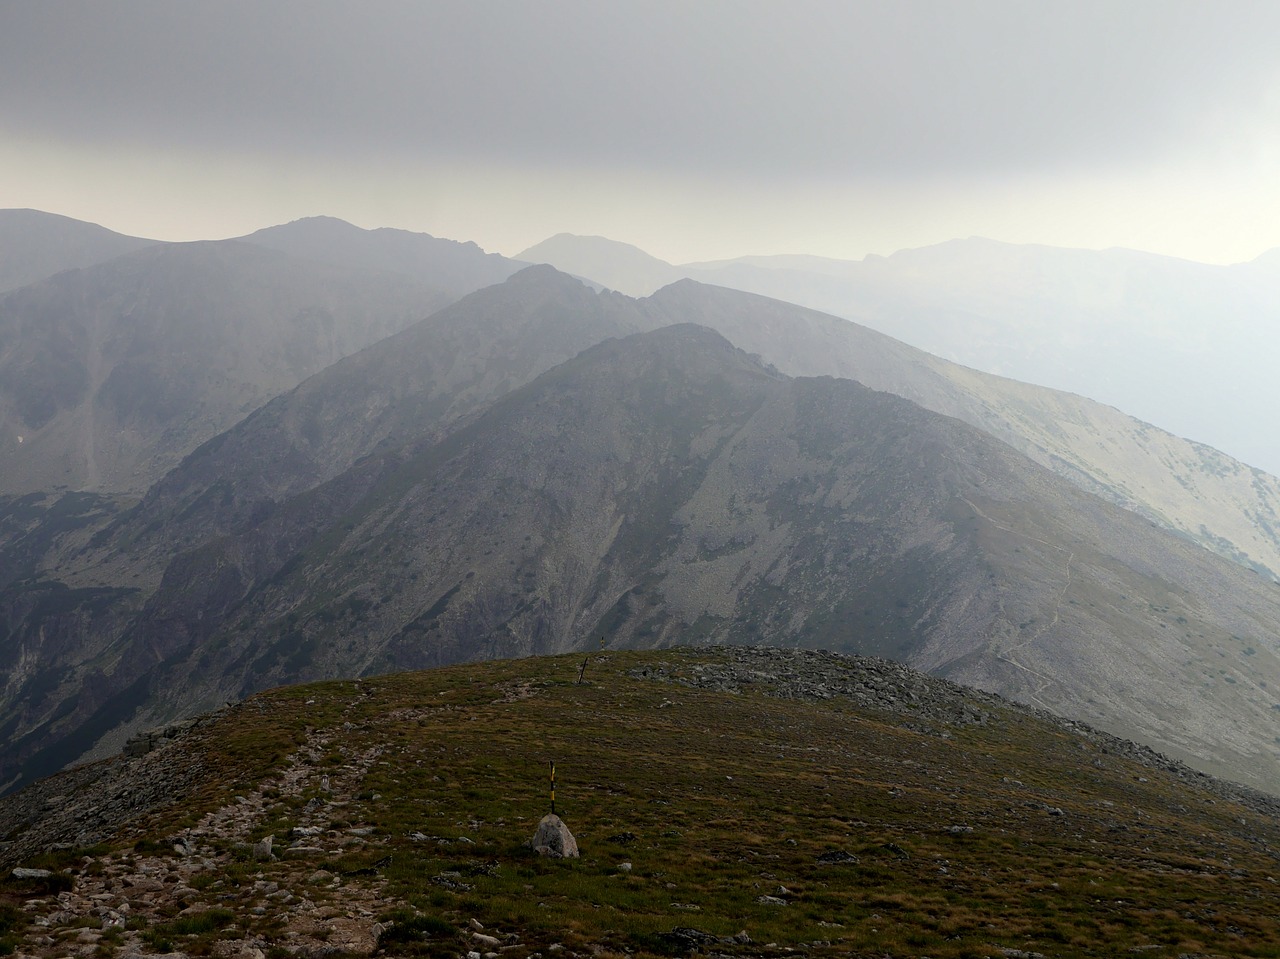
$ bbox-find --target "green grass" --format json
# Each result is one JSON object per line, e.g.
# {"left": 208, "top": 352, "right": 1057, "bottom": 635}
{"left": 0, "top": 902, "right": 25, "bottom": 956}
{"left": 40, "top": 648, "right": 1280, "bottom": 958}
{"left": 140, "top": 908, "right": 237, "bottom": 954}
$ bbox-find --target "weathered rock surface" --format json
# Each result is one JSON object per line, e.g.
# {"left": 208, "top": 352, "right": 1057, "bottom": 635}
{"left": 530, "top": 814, "right": 579, "bottom": 858}
{"left": 1, "top": 721, "right": 395, "bottom": 958}
{"left": 0, "top": 711, "right": 221, "bottom": 868}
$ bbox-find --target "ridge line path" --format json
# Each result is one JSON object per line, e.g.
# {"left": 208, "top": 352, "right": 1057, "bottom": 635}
{"left": 961, "top": 495, "right": 1074, "bottom": 711}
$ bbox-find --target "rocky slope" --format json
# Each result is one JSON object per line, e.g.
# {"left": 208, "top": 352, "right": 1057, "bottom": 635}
{"left": 98, "top": 266, "right": 649, "bottom": 565}
{"left": 10, "top": 315, "right": 1280, "bottom": 799}
{"left": 3, "top": 648, "right": 1280, "bottom": 959}
{"left": 67, "top": 266, "right": 1280, "bottom": 587}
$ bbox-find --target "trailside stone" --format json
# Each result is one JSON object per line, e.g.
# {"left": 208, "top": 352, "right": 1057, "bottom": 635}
{"left": 253, "top": 835, "right": 275, "bottom": 861}
{"left": 530, "top": 814, "right": 579, "bottom": 858}
{"left": 284, "top": 846, "right": 325, "bottom": 859}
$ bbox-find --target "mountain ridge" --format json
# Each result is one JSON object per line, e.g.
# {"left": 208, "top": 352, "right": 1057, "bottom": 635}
{"left": 242, "top": 215, "right": 526, "bottom": 298}
{"left": 0, "top": 208, "right": 158, "bottom": 293}
{"left": 0, "top": 239, "right": 456, "bottom": 494}
{"left": 10, "top": 302, "right": 1280, "bottom": 798}
{"left": 520, "top": 231, "right": 1280, "bottom": 475}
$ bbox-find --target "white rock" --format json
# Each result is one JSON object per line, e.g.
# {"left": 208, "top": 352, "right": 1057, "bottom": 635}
{"left": 530, "top": 814, "right": 579, "bottom": 858}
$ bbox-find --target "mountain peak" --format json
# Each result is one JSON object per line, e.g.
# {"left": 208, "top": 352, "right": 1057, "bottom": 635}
{"left": 239, "top": 217, "right": 523, "bottom": 297}
{"left": 515, "top": 233, "right": 681, "bottom": 296}
{"left": 241, "top": 215, "right": 365, "bottom": 241}
{"left": 505, "top": 261, "right": 576, "bottom": 284}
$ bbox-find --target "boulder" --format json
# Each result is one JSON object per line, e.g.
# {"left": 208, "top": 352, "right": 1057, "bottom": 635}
{"left": 11, "top": 867, "right": 52, "bottom": 879}
{"left": 530, "top": 814, "right": 579, "bottom": 858}
{"left": 253, "top": 835, "right": 275, "bottom": 861}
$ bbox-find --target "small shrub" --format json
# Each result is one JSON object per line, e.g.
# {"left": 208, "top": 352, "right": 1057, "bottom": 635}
{"left": 375, "top": 910, "right": 455, "bottom": 954}
{"left": 167, "top": 909, "right": 236, "bottom": 936}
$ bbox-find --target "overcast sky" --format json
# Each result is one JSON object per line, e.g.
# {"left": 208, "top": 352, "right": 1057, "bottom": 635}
{"left": 2, "top": 0, "right": 1279, "bottom": 263}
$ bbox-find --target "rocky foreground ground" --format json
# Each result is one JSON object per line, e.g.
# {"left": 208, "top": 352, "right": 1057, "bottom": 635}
{"left": 4, "top": 646, "right": 1280, "bottom": 958}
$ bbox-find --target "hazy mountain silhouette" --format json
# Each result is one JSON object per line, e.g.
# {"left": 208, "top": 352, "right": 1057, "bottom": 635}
{"left": 242, "top": 216, "right": 526, "bottom": 298}
{"left": 0, "top": 240, "right": 460, "bottom": 495}
{"left": 0, "top": 209, "right": 157, "bottom": 293}
{"left": 520, "top": 233, "right": 1280, "bottom": 476}
{"left": 516, "top": 233, "right": 684, "bottom": 296}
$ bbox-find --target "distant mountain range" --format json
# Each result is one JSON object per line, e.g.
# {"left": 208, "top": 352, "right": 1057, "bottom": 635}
{"left": 517, "top": 232, "right": 1280, "bottom": 476}
{"left": 7, "top": 267, "right": 1280, "bottom": 800}
{"left": 0, "top": 211, "right": 527, "bottom": 495}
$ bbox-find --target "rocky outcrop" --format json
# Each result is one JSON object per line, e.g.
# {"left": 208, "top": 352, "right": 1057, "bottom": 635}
{"left": 122, "top": 719, "right": 201, "bottom": 757}
{"left": 529, "top": 815, "right": 579, "bottom": 858}
{"left": 0, "top": 711, "right": 220, "bottom": 869}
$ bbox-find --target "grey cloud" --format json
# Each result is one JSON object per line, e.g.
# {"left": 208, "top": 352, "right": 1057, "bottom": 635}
{"left": 3, "top": 0, "right": 1279, "bottom": 180}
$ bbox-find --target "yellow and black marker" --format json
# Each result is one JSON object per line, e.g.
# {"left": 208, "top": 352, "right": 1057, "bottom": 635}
{"left": 550, "top": 760, "right": 556, "bottom": 815}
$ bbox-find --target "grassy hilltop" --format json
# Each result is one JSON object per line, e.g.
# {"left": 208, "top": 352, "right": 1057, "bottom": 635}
{"left": 4, "top": 647, "right": 1280, "bottom": 958}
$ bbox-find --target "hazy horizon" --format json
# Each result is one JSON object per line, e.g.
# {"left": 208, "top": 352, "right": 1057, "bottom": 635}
{"left": 4, "top": 1, "right": 1280, "bottom": 265}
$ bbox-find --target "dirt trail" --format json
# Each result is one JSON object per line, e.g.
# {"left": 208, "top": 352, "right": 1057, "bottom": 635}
{"left": 961, "top": 495, "right": 1073, "bottom": 710}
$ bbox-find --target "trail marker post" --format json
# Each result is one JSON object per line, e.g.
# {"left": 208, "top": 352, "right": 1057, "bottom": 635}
{"left": 550, "top": 760, "right": 556, "bottom": 816}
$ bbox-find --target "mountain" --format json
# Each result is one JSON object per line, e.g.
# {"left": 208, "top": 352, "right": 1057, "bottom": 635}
{"left": 703, "top": 239, "right": 1280, "bottom": 477}
{"left": 0, "top": 240, "right": 454, "bottom": 495}
{"left": 644, "top": 280, "right": 1280, "bottom": 580}
{"left": 10, "top": 292, "right": 1280, "bottom": 799}
{"left": 102, "top": 265, "right": 648, "bottom": 571}
{"left": 520, "top": 233, "right": 1280, "bottom": 477}
{"left": 110, "top": 266, "right": 1280, "bottom": 584}
{"left": 4, "top": 648, "right": 1280, "bottom": 959}
{"left": 504, "top": 250, "right": 1280, "bottom": 580}
{"left": 241, "top": 216, "right": 526, "bottom": 298}
{"left": 0, "top": 209, "right": 156, "bottom": 293}
{"left": 516, "top": 233, "right": 684, "bottom": 296}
